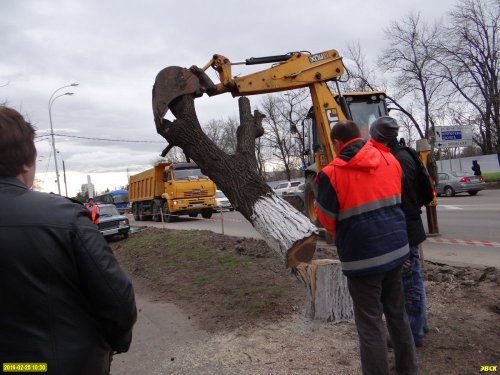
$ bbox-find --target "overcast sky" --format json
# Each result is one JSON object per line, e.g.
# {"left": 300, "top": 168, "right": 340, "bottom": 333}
{"left": 1, "top": 0, "right": 457, "bottom": 197}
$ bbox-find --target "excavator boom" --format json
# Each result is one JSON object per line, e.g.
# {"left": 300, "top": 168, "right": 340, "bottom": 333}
{"left": 206, "top": 49, "right": 344, "bottom": 97}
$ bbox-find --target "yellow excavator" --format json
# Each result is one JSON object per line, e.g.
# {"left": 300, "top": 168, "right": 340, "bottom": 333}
{"left": 152, "top": 49, "right": 389, "bottom": 224}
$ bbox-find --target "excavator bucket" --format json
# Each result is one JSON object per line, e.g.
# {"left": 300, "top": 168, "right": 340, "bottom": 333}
{"left": 152, "top": 66, "right": 215, "bottom": 131}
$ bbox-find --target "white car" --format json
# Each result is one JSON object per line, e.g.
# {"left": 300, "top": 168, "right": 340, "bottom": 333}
{"left": 215, "top": 190, "right": 234, "bottom": 211}
{"left": 273, "top": 181, "right": 302, "bottom": 196}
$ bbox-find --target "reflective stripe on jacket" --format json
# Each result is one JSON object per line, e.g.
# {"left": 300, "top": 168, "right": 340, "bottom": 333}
{"left": 315, "top": 138, "right": 409, "bottom": 276}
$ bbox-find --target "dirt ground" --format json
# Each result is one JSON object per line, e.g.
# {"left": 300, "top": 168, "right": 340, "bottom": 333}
{"left": 110, "top": 227, "right": 500, "bottom": 374}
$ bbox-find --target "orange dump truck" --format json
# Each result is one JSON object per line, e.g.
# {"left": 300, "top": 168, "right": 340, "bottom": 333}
{"left": 128, "top": 162, "right": 216, "bottom": 222}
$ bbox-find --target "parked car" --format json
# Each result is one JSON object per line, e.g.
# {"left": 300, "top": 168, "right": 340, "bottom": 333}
{"left": 214, "top": 190, "right": 234, "bottom": 211}
{"left": 436, "top": 171, "right": 486, "bottom": 197}
{"left": 273, "top": 180, "right": 302, "bottom": 196}
{"left": 97, "top": 204, "right": 130, "bottom": 239}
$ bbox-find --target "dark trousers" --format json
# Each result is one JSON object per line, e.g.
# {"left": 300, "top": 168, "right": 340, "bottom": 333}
{"left": 402, "top": 245, "right": 427, "bottom": 345}
{"left": 347, "top": 266, "right": 418, "bottom": 375}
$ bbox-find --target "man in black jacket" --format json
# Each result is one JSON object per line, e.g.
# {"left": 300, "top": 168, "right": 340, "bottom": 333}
{"left": 370, "top": 116, "right": 428, "bottom": 348}
{"left": 0, "top": 107, "right": 137, "bottom": 374}
{"left": 472, "top": 160, "right": 482, "bottom": 176}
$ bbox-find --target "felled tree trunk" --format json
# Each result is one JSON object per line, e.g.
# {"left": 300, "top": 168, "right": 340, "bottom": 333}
{"left": 296, "top": 259, "right": 353, "bottom": 322}
{"left": 154, "top": 92, "right": 317, "bottom": 268}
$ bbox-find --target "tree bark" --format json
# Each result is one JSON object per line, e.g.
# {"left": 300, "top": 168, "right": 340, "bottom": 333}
{"left": 153, "top": 91, "right": 318, "bottom": 268}
{"left": 295, "top": 259, "right": 354, "bottom": 323}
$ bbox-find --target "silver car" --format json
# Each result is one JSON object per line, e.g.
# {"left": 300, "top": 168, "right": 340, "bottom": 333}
{"left": 436, "top": 171, "right": 486, "bottom": 197}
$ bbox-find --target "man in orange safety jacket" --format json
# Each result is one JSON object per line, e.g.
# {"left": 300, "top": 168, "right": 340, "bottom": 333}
{"left": 87, "top": 198, "right": 100, "bottom": 225}
{"left": 314, "top": 120, "right": 417, "bottom": 375}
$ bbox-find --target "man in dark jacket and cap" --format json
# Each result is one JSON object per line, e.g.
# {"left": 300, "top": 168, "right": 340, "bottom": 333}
{"left": 0, "top": 106, "right": 137, "bottom": 374}
{"left": 370, "top": 116, "right": 428, "bottom": 347}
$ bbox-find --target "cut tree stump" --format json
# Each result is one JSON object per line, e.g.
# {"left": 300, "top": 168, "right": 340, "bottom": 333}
{"left": 296, "top": 259, "right": 354, "bottom": 323}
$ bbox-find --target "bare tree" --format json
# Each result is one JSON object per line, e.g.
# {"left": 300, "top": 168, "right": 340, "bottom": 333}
{"left": 203, "top": 117, "right": 238, "bottom": 154}
{"left": 223, "top": 117, "right": 238, "bottom": 154}
{"left": 396, "top": 104, "right": 421, "bottom": 147}
{"left": 343, "top": 42, "right": 385, "bottom": 93}
{"left": 254, "top": 136, "right": 269, "bottom": 178}
{"left": 435, "top": 0, "right": 499, "bottom": 157}
{"left": 259, "top": 91, "right": 309, "bottom": 180}
{"left": 379, "top": 13, "right": 449, "bottom": 139}
{"left": 344, "top": 41, "right": 437, "bottom": 141}
{"left": 203, "top": 116, "right": 270, "bottom": 179}
{"left": 259, "top": 95, "right": 296, "bottom": 180}
{"left": 203, "top": 119, "right": 226, "bottom": 149}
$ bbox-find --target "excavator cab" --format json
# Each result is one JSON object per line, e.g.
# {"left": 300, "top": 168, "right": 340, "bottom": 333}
{"left": 299, "top": 91, "right": 389, "bottom": 227}
{"left": 343, "top": 92, "right": 388, "bottom": 139}
{"left": 301, "top": 91, "right": 389, "bottom": 169}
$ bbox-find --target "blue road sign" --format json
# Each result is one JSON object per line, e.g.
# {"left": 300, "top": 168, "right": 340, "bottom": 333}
{"left": 441, "top": 131, "right": 462, "bottom": 141}
{"left": 435, "top": 126, "right": 472, "bottom": 148}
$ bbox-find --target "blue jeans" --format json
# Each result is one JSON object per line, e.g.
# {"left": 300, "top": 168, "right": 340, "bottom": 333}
{"left": 402, "top": 245, "right": 427, "bottom": 344}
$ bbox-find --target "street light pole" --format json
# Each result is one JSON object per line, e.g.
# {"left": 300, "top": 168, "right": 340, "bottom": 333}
{"left": 48, "top": 83, "right": 78, "bottom": 195}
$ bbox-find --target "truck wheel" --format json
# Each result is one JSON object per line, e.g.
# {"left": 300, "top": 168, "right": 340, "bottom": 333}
{"left": 138, "top": 203, "right": 147, "bottom": 221}
{"left": 162, "top": 202, "right": 175, "bottom": 222}
{"left": 201, "top": 209, "right": 213, "bottom": 219}
{"left": 151, "top": 201, "right": 162, "bottom": 222}
{"left": 132, "top": 203, "right": 141, "bottom": 221}
{"left": 304, "top": 174, "right": 319, "bottom": 225}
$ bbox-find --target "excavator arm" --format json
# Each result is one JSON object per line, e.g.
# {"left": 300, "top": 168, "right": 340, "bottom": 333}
{"left": 153, "top": 50, "right": 344, "bottom": 116}
{"left": 203, "top": 49, "right": 344, "bottom": 97}
{"left": 153, "top": 49, "right": 347, "bottom": 163}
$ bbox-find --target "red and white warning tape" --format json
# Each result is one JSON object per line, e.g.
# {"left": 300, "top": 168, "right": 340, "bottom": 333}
{"left": 427, "top": 237, "right": 500, "bottom": 248}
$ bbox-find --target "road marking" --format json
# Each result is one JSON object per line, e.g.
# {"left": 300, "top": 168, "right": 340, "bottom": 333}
{"left": 427, "top": 237, "right": 500, "bottom": 248}
{"left": 438, "top": 205, "right": 462, "bottom": 210}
